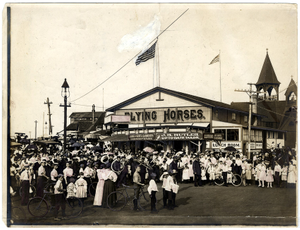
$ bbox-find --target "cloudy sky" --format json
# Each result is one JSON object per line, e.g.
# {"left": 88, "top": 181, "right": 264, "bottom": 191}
{"left": 5, "top": 3, "right": 297, "bottom": 138}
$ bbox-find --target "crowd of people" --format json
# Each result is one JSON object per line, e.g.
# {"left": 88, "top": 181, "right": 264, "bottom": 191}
{"left": 9, "top": 140, "right": 297, "bottom": 220}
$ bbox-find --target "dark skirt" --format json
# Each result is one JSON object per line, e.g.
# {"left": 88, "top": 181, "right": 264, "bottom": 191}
{"left": 102, "top": 179, "right": 116, "bottom": 208}
{"left": 36, "top": 176, "right": 46, "bottom": 197}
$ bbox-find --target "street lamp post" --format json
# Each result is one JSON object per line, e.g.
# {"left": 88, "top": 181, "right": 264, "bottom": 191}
{"left": 60, "top": 78, "right": 71, "bottom": 153}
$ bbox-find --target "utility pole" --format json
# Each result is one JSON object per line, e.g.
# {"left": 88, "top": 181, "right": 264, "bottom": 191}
{"left": 235, "top": 83, "right": 257, "bottom": 159}
{"left": 44, "top": 97, "right": 53, "bottom": 135}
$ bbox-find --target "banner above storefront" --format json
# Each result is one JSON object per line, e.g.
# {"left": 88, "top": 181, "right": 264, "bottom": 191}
{"left": 128, "top": 132, "right": 203, "bottom": 141}
{"left": 212, "top": 141, "right": 242, "bottom": 149}
{"left": 116, "top": 106, "right": 211, "bottom": 124}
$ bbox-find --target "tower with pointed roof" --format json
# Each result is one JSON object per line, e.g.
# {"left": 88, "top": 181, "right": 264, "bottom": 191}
{"left": 255, "top": 49, "right": 281, "bottom": 100}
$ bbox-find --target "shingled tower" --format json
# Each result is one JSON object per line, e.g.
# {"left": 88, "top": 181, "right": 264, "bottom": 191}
{"left": 255, "top": 49, "right": 281, "bottom": 100}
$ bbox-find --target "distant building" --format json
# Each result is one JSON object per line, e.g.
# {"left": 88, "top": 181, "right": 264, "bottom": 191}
{"left": 231, "top": 50, "right": 297, "bottom": 150}
{"left": 66, "top": 104, "right": 107, "bottom": 141}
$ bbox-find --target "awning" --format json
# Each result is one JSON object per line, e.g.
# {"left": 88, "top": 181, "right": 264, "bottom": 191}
{"left": 102, "top": 134, "right": 129, "bottom": 142}
{"left": 248, "top": 126, "right": 287, "bottom": 132}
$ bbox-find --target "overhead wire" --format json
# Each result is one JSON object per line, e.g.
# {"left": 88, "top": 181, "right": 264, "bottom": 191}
{"left": 70, "top": 9, "right": 189, "bottom": 103}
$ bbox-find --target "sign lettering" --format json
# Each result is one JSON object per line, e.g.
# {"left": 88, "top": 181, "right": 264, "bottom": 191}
{"left": 118, "top": 107, "right": 211, "bottom": 124}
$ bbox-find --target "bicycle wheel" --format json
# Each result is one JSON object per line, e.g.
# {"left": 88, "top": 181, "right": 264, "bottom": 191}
{"left": 89, "top": 182, "right": 97, "bottom": 197}
{"left": 107, "top": 191, "right": 126, "bottom": 211}
{"left": 65, "top": 197, "right": 83, "bottom": 218}
{"left": 214, "top": 174, "right": 224, "bottom": 186}
{"left": 138, "top": 191, "right": 150, "bottom": 211}
{"left": 19, "top": 185, "right": 36, "bottom": 198}
{"left": 232, "top": 174, "right": 242, "bottom": 187}
{"left": 27, "top": 197, "right": 49, "bottom": 217}
{"left": 11, "top": 207, "right": 27, "bottom": 224}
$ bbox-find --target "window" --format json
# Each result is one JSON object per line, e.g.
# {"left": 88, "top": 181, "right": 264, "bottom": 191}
{"left": 278, "top": 132, "right": 283, "bottom": 139}
{"left": 244, "top": 115, "right": 248, "bottom": 123}
{"left": 214, "top": 129, "right": 226, "bottom": 140}
{"left": 227, "top": 129, "right": 239, "bottom": 141}
{"left": 255, "top": 130, "right": 262, "bottom": 141}
{"left": 215, "top": 110, "right": 219, "bottom": 119}
{"left": 232, "top": 113, "right": 236, "bottom": 121}
{"left": 215, "top": 129, "right": 239, "bottom": 141}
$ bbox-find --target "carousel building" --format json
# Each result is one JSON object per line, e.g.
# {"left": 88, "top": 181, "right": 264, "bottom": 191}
{"left": 104, "top": 86, "right": 280, "bottom": 155}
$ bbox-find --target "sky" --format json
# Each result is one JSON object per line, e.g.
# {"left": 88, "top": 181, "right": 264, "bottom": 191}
{"left": 4, "top": 3, "right": 298, "bottom": 138}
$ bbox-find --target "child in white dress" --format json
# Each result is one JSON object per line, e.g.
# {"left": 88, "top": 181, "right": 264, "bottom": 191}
{"left": 265, "top": 166, "right": 274, "bottom": 188}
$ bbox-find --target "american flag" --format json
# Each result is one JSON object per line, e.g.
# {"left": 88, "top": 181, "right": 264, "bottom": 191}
{"left": 209, "top": 54, "right": 220, "bottom": 65}
{"left": 135, "top": 42, "right": 157, "bottom": 66}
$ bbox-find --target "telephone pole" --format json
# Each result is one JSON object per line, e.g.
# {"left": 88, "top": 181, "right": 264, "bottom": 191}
{"left": 235, "top": 83, "right": 258, "bottom": 159}
{"left": 44, "top": 97, "right": 53, "bottom": 135}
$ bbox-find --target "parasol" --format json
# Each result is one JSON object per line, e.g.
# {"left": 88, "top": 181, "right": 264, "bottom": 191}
{"left": 143, "top": 147, "right": 154, "bottom": 153}
{"left": 72, "top": 142, "right": 85, "bottom": 147}
{"left": 91, "top": 146, "right": 103, "bottom": 151}
{"left": 224, "top": 146, "right": 237, "bottom": 152}
{"left": 26, "top": 144, "right": 38, "bottom": 150}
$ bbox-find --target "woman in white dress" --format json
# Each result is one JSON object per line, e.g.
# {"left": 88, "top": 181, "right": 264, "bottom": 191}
{"left": 93, "top": 164, "right": 106, "bottom": 206}
{"left": 75, "top": 173, "right": 88, "bottom": 206}
{"left": 258, "top": 161, "right": 267, "bottom": 188}
{"left": 287, "top": 162, "right": 297, "bottom": 186}
{"left": 182, "top": 163, "right": 190, "bottom": 183}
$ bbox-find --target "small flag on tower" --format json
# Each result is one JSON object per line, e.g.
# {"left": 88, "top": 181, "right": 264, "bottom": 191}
{"left": 209, "top": 54, "right": 220, "bottom": 65}
{"left": 135, "top": 42, "right": 157, "bottom": 66}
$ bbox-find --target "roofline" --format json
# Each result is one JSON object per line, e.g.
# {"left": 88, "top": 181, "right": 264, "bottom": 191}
{"left": 106, "top": 86, "right": 260, "bottom": 116}
{"left": 249, "top": 126, "right": 287, "bottom": 133}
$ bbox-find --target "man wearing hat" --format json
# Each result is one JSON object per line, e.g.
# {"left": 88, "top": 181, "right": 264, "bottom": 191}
{"left": 165, "top": 169, "right": 179, "bottom": 210}
{"left": 84, "top": 162, "right": 94, "bottom": 191}
{"left": 19, "top": 164, "right": 31, "bottom": 205}
{"left": 63, "top": 162, "right": 74, "bottom": 186}
{"left": 193, "top": 156, "right": 202, "bottom": 187}
{"left": 53, "top": 174, "right": 67, "bottom": 221}
{"left": 36, "top": 160, "right": 49, "bottom": 197}
{"left": 148, "top": 173, "right": 158, "bottom": 213}
{"left": 159, "top": 170, "right": 169, "bottom": 208}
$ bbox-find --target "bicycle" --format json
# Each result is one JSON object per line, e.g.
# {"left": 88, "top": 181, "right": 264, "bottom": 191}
{"left": 27, "top": 188, "right": 83, "bottom": 218}
{"left": 214, "top": 172, "right": 242, "bottom": 186}
{"left": 107, "top": 184, "right": 149, "bottom": 211}
{"left": 19, "top": 183, "right": 36, "bottom": 199}
{"left": 9, "top": 196, "right": 27, "bottom": 225}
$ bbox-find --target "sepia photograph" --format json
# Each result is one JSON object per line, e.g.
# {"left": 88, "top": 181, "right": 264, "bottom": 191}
{"left": 2, "top": 3, "right": 298, "bottom": 227}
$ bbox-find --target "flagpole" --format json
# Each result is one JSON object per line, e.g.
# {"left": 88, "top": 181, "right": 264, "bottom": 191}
{"left": 157, "top": 39, "right": 160, "bottom": 87}
{"left": 219, "top": 50, "right": 222, "bottom": 102}
{"left": 153, "top": 42, "right": 156, "bottom": 88}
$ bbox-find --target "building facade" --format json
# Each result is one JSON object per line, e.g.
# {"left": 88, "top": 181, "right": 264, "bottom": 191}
{"left": 105, "top": 87, "right": 269, "bottom": 156}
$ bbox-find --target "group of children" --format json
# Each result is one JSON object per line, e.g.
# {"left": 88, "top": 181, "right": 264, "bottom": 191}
{"left": 147, "top": 169, "right": 179, "bottom": 213}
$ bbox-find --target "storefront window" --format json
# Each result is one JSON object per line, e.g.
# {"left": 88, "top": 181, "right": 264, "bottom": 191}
{"left": 227, "top": 129, "right": 239, "bottom": 141}
{"left": 214, "top": 129, "right": 226, "bottom": 140}
{"left": 278, "top": 132, "right": 283, "bottom": 139}
{"left": 255, "top": 130, "right": 262, "bottom": 141}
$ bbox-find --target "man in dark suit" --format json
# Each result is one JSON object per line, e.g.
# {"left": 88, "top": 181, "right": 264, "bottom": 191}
{"left": 193, "top": 156, "right": 202, "bottom": 186}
